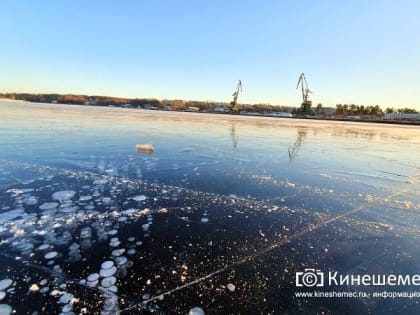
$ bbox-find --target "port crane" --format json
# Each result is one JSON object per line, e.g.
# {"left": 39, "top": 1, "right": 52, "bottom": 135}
{"left": 229, "top": 80, "right": 242, "bottom": 112}
{"left": 296, "top": 73, "right": 312, "bottom": 113}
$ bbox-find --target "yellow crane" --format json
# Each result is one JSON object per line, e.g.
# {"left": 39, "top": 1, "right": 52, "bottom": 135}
{"left": 229, "top": 80, "right": 242, "bottom": 112}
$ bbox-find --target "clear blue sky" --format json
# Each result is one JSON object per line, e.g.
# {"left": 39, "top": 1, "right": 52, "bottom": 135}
{"left": 1, "top": 1, "right": 419, "bottom": 109}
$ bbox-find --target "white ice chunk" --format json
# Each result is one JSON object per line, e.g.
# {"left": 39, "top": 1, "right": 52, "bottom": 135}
{"left": 227, "top": 283, "right": 236, "bottom": 292}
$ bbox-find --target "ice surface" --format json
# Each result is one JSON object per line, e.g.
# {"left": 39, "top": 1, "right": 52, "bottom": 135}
{"left": 0, "top": 102, "right": 419, "bottom": 314}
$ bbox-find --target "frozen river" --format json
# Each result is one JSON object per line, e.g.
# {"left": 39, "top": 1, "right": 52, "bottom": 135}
{"left": 0, "top": 101, "right": 419, "bottom": 314}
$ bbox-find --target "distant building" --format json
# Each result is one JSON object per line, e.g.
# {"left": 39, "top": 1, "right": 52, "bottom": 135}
{"left": 385, "top": 113, "right": 420, "bottom": 120}
{"left": 344, "top": 115, "right": 361, "bottom": 120}
{"left": 214, "top": 107, "right": 230, "bottom": 113}
{"left": 163, "top": 105, "right": 172, "bottom": 111}
{"left": 344, "top": 115, "right": 381, "bottom": 120}
{"left": 240, "top": 111, "right": 261, "bottom": 116}
{"left": 142, "top": 103, "right": 158, "bottom": 110}
{"left": 265, "top": 112, "right": 293, "bottom": 117}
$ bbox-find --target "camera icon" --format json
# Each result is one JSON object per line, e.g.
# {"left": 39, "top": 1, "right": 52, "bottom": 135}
{"left": 296, "top": 269, "right": 324, "bottom": 287}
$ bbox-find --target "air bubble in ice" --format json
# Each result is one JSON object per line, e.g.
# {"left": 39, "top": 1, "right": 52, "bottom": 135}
{"left": 39, "top": 287, "right": 50, "bottom": 294}
{"left": 118, "top": 216, "right": 127, "bottom": 222}
{"left": 40, "top": 287, "right": 50, "bottom": 294}
{"left": 25, "top": 196, "right": 38, "bottom": 205}
{"left": 68, "top": 243, "right": 80, "bottom": 251}
{"left": 80, "top": 228, "right": 92, "bottom": 239}
{"left": 108, "top": 286, "right": 118, "bottom": 293}
{"left": 87, "top": 280, "right": 98, "bottom": 288}
{"left": 0, "top": 304, "right": 12, "bottom": 315}
{"left": 115, "top": 256, "right": 128, "bottom": 265}
{"left": 44, "top": 251, "right": 58, "bottom": 260}
{"left": 111, "top": 249, "right": 125, "bottom": 257}
{"left": 0, "top": 280, "right": 13, "bottom": 291}
{"left": 59, "top": 292, "right": 74, "bottom": 304}
{"left": 188, "top": 307, "right": 205, "bottom": 315}
{"left": 62, "top": 303, "right": 73, "bottom": 312}
{"left": 101, "top": 276, "right": 116, "bottom": 288}
{"left": 52, "top": 190, "right": 76, "bottom": 203}
{"left": 108, "top": 229, "right": 118, "bottom": 236}
{"left": 133, "top": 195, "right": 147, "bottom": 202}
{"left": 93, "top": 179, "right": 107, "bottom": 185}
{"left": 87, "top": 273, "right": 100, "bottom": 282}
{"left": 109, "top": 240, "right": 121, "bottom": 247}
{"left": 39, "top": 203, "right": 59, "bottom": 210}
{"left": 37, "top": 244, "right": 50, "bottom": 251}
{"left": 79, "top": 195, "right": 92, "bottom": 202}
{"left": 100, "top": 266, "right": 117, "bottom": 277}
{"left": 101, "top": 261, "right": 114, "bottom": 270}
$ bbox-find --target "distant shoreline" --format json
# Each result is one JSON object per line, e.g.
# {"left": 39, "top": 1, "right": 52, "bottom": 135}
{"left": 1, "top": 98, "right": 419, "bottom": 126}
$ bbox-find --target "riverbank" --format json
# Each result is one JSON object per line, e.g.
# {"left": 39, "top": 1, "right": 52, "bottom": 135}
{"left": 2, "top": 98, "right": 419, "bottom": 126}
